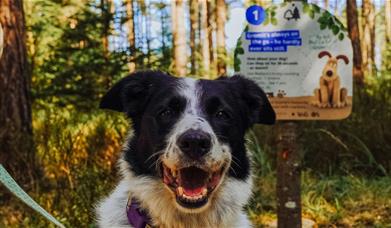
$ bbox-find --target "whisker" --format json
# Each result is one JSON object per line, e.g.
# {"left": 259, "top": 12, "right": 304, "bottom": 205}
{"left": 231, "top": 155, "right": 242, "bottom": 169}
{"left": 229, "top": 166, "right": 238, "bottom": 176}
{"left": 148, "top": 155, "right": 163, "bottom": 170}
{"left": 145, "top": 150, "right": 164, "bottom": 164}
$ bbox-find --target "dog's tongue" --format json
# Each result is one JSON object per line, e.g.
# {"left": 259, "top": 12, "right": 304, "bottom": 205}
{"left": 183, "top": 186, "right": 205, "bottom": 196}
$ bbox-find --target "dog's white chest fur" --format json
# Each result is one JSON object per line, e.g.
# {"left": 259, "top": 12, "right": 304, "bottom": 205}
{"left": 96, "top": 159, "right": 253, "bottom": 228}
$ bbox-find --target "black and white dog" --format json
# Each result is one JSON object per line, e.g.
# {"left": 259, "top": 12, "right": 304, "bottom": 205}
{"left": 96, "top": 71, "right": 275, "bottom": 227}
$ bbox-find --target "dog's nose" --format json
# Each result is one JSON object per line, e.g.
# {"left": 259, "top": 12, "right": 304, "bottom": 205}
{"left": 326, "top": 70, "right": 333, "bottom": 77}
{"left": 178, "top": 130, "right": 211, "bottom": 159}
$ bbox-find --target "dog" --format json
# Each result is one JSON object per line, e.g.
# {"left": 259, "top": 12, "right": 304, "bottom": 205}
{"left": 312, "top": 51, "right": 349, "bottom": 108}
{"left": 96, "top": 71, "right": 275, "bottom": 228}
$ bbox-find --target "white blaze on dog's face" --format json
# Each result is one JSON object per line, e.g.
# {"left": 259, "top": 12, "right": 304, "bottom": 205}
{"left": 99, "top": 71, "right": 275, "bottom": 213}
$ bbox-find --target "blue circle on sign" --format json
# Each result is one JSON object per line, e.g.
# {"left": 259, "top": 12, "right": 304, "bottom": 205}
{"left": 246, "top": 5, "right": 265, "bottom": 25}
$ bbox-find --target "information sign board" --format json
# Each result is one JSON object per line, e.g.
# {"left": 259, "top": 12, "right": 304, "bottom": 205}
{"left": 235, "top": 2, "right": 353, "bottom": 120}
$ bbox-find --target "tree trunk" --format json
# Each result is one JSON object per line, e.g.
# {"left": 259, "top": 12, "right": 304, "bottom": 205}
{"left": 101, "top": 0, "right": 114, "bottom": 88}
{"left": 171, "top": 0, "right": 187, "bottom": 76}
{"left": 0, "top": 23, "right": 3, "bottom": 58}
{"left": 215, "top": 0, "right": 227, "bottom": 76}
{"left": 385, "top": 0, "right": 391, "bottom": 43}
{"left": 0, "top": 0, "right": 34, "bottom": 186}
{"left": 200, "top": 0, "right": 210, "bottom": 78}
{"left": 145, "top": 4, "right": 152, "bottom": 65}
{"left": 189, "top": 0, "right": 198, "bottom": 75}
{"left": 126, "top": 0, "right": 136, "bottom": 72}
{"left": 361, "top": 0, "right": 376, "bottom": 74}
{"left": 137, "top": 1, "right": 145, "bottom": 69}
{"left": 347, "top": 0, "right": 364, "bottom": 85}
{"left": 159, "top": 1, "right": 170, "bottom": 70}
{"left": 101, "top": 0, "right": 114, "bottom": 59}
{"left": 207, "top": 0, "right": 215, "bottom": 76}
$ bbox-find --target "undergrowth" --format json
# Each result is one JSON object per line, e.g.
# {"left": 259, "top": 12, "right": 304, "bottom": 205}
{"left": 1, "top": 105, "right": 128, "bottom": 227}
{"left": 248, "top": 171, "right": 391, "bottom": 227}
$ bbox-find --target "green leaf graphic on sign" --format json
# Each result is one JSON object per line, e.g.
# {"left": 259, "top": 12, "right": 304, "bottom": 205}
{"left": 332, "top": 25, "right": 340, "bottom": 35}
{"left": 338, "top": 33, "right": 344, "bottom": 41}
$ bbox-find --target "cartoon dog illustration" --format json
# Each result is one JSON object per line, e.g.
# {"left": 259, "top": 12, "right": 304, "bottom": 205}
{"left": 312, "top": 51, "right": 349, "bottom": 108}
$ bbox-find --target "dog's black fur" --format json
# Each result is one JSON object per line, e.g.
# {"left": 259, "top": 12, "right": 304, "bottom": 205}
{"left": 97, "top": 71, "right": 275, "bottom": 227}
{"left": 100, "top": 71, "right": 275, "bottom": 179}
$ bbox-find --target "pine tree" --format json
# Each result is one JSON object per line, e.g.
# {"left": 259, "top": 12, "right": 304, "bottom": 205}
{"left": 347, "top": 0, "right": 364, "bottom": 85}
{"left": 0, "top": 0, "right": 35, "bottom": 185}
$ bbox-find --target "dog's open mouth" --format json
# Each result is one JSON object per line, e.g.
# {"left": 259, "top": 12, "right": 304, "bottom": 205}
{"left": 162, "top": 164, "right": 224, "bottom": 209}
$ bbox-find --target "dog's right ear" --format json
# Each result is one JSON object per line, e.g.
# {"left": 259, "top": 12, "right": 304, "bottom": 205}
{"left": 100, "top": 71, "right": 171, "bottom": 117}
{"left": 318, "top": 51, "right": 332, "bottom": 59}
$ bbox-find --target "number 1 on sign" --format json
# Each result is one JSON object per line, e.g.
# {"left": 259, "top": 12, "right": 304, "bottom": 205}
{"left": 246, "top": 5, "right": 265, "bottom": 25}
{"left": 253, "top": 9, "right": 258, "bottom": 21}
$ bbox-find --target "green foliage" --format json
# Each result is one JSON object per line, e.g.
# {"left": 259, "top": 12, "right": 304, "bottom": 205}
{"left": 233, "top": 37, "right": 244, "bottom": 72}
{"left": 26, "top": 1, "right": 129, "bottom": 110}
{"left": 303, "top": 3, "right": 348, "bottom": 41}
{"left": 25, "top": 0, "right": 173, "bottom": 110}
{"left": 29, "top": 105, "right": 126, "bottom": 227}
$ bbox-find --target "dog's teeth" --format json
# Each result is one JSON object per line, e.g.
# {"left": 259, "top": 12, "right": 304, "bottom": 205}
{"left": 202, "top": 188, "right": 207, "bottom": 196}
{"left": 177, "top": 186, "right": 184, "bottom": 196}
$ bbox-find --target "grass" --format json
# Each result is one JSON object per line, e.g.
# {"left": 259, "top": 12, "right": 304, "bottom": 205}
{"left": 248, "top": 171, "right": 391, "bottom": 227}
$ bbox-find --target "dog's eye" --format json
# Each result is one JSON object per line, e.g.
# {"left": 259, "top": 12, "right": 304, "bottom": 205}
{"left": 215, "top": 110, "right": 229, "bottom": 120}
{"left": 158, "top": 108, "right": 173, "bottom": 118}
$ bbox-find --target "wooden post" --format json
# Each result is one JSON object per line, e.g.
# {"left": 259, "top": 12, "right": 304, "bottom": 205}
{"left": 277, "top": 122, "right": 301, "bottom": 228}
{"left": 0, "top": 22, "right": 3, "bottom": 58}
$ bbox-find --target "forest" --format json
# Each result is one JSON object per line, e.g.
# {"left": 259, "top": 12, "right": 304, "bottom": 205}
{"left": 0, "top": 0, "right": 390, "bottom": 227}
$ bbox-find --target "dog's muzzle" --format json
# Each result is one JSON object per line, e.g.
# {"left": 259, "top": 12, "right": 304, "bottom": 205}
{"left": 326, "top": 70, "right": 333, "bottom": 77}
{"left": 161, "top": 129, "right": 227, "bottom": 211}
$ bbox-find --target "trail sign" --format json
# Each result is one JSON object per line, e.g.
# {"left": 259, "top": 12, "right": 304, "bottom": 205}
{"left": 235, "top": 2, "right": 354, "bottom": 227}
{"left": 235, "top": 1, "right": 353, "bottom": 120}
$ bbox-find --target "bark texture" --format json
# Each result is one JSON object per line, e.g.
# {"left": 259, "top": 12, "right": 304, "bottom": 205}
{"left": 189, "top": 0, "right": 198, "bottom": 75}
{"left": 0, "top": 0, "right": 34, "bottom": 185}
{"left": 207, "top": 0, "right": 215, "bottom": 75}
{"left": 361, "top": 0, "right": 376, "bottom": 74}
{"left": 385, "top": 0, "right": 391, "bottom": 43}
{"left": 200, "top": 0, "right": 210, "bottom": 77}
{"left": 126, "top": 0, "right": 136, "bottom": 72}
{"left": 171, "top": 0, "right": 187, "bottom": 76}
{"left": 215, "top": 0, "right": 227, "bottom": 76}
{"left": 347, "top": 0, "right": 364, "bottom": 85}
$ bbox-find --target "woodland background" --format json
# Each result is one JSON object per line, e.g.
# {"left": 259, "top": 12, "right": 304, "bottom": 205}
{"left": 0, "top": 0, "right": 390, "bottom": 227}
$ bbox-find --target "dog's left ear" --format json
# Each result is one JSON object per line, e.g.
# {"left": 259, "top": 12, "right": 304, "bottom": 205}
{"left": 100, "top": 71, "right": 171, "bottom": 118}
{"left": 228, "top": 75, "right": 276, "bottom": 125}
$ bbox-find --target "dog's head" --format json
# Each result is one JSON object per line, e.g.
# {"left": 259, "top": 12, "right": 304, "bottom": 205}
{"left": 100, "top": 71, "right": 275, "bottom": 213}
{"left": 318, "top": 51, "right": 349, "bottom": 81}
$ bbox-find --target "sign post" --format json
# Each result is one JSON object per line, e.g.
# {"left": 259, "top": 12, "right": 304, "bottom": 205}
{"left": 276, "top": 122, "right": 300, "bottom": 227}
{"left": 235, "top": 2, "right": 353, "bottom": 227}
{"left": 0, "top": 22, "right": 3, "bottom": 58}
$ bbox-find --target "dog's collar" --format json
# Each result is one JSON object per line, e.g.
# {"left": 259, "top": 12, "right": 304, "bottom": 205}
{"left": 126, "top": 196, "right": 152, "bottom": 228}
